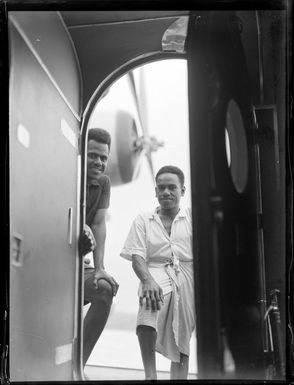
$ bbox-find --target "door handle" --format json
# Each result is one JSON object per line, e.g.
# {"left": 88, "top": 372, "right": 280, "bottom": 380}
{"left": 12, "top": 233, "right": 23, "bottom": 266}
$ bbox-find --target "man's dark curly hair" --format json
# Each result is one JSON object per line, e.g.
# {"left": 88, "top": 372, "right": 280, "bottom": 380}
{"left": 155, "top": 165, "right": 185, "bottom": 186}
{"left": 88, "top": 128, "right": 111, "bottom": 150}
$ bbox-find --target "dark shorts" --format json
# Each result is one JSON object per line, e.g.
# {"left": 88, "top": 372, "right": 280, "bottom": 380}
{"left": 84, "top": 268, "right": 95, "bottom": 305}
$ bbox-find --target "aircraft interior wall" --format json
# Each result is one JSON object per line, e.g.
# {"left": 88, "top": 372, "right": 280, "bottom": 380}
{"left": 9, "top": 12, "right": 81, "bottom": 381}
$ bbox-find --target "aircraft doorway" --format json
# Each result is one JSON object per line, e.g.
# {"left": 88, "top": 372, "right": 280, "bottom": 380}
{"left": 82, "top": 59, "right": 198, "bottom": 380}
{"left": 6, "top": 9, "right": 288, "bottom": 382}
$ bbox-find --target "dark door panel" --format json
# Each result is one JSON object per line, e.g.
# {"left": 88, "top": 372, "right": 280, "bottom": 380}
{"left": 187, "top": 11, "right": 266, "bottom": 379}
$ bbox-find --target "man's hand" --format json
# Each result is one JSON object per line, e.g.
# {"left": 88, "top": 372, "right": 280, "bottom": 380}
{"left": 83, "top": 257, "right": 91, "bottom": 267}
{"left": 140, "top": 278, "right": 164, "bottom": 311}
{"left": 92, "top": 269, "right": 119, "bottom": 296}
{"left": 79, "top": 224, "right": 96, "bottom": 256}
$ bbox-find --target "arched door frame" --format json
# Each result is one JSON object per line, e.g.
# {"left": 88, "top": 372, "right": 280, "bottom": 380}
{"left": 75, "top": 51, "right": 187, "bottom": 376}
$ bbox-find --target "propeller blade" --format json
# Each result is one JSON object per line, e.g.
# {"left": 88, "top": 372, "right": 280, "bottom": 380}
{"left": 131, "top": 149, "right": 155, "bottom": 186}
{"left": 127, "top": 67, "right": 161, "bottom": 183}
{"left": 131, "top": 67, "right": 156, "bottom": 181}
{"left": 136, "top": 67, "right": 149, "bottom": 136}
{"left": 127, "top": 70, "right": 144, "bottom": 133}
{"left": 131, "top": 148, "right": 145, "bottom": 181}
{"left": 145, "top": 152, "right": 155, "bottom": 185}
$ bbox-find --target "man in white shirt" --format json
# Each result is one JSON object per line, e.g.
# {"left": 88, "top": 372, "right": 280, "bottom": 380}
{"left": 121, "top": 165, "right": 195, "bottom": 380}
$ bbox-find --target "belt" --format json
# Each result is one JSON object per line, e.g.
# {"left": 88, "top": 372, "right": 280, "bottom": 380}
{"left": 165, "top": 253, "right": 180, "bottom": 275}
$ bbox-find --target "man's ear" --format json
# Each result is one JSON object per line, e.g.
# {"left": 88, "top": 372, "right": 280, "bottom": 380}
{"left": 155, "top": 187, "right": 158, "bottom": 197}
{"left": 181, "top": 186, "right": 186, "bottom": 196}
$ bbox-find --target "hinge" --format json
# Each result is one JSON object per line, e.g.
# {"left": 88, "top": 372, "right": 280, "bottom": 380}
{"left": 210, "top": 195, "right": 224, "bottom": 225}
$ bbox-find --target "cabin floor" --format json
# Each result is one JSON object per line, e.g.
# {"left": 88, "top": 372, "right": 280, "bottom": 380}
{"left": 83, "top": 324, "right": 198, "bottom": 381}
{"left": 84, "top": 365, "right": 198, "bottom": 380}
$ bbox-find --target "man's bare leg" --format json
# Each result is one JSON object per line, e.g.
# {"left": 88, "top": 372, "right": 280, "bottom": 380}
{"left": 170, "top": 353, "right": 189, "bottom": 379}
{"left": 137, "top": 325, "right": 157, "bottom": 380}
{"left": 83, "top": 278, "right": 113, "bottom": 366}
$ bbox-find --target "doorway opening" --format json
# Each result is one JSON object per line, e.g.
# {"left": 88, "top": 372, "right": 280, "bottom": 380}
{"left": 83, "top": 58, "right": 197, "bottom": 380}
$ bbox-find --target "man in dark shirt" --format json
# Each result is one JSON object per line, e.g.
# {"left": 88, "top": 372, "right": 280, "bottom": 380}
{"left": 80, "top": 128, "right": 119, "bottom": 367}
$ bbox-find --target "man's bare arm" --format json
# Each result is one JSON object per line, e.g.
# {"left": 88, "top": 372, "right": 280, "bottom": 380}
{"left": 91, "top": 208, "right": 107, "bottom": 271}
{"left": 132, "top": 255, "right": 164, "bottom": 311}
{"left": 91, "top": 208, "right": 119, "bottom": 295}
{"left": 79, "top": 224, "right": 96, "bottom": 257}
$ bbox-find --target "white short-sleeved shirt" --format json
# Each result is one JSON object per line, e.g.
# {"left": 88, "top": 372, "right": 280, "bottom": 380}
{"left": 120, "top": 207, "right": 193, "bottom": 266}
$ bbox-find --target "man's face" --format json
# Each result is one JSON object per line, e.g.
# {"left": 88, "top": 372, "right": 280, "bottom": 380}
{"left": 87, "top": 139, "right": 109, "bottom": 181}
{"left": 155, "top": 173, "right": 185, "bottom": 210}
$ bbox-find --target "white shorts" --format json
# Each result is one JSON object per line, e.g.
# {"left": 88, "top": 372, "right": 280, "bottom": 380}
{"left": 136, "top": 292, "right": 172, "bottom": 332}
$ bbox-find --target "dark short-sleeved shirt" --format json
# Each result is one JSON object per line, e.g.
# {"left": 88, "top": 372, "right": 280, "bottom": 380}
{"left": 86, "top": 174, "right": 110, "bottom": 226}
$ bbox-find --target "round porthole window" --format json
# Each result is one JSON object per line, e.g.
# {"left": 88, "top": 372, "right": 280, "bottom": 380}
{"left": 225, "top": 99, "right": 248, "bottom": 193}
